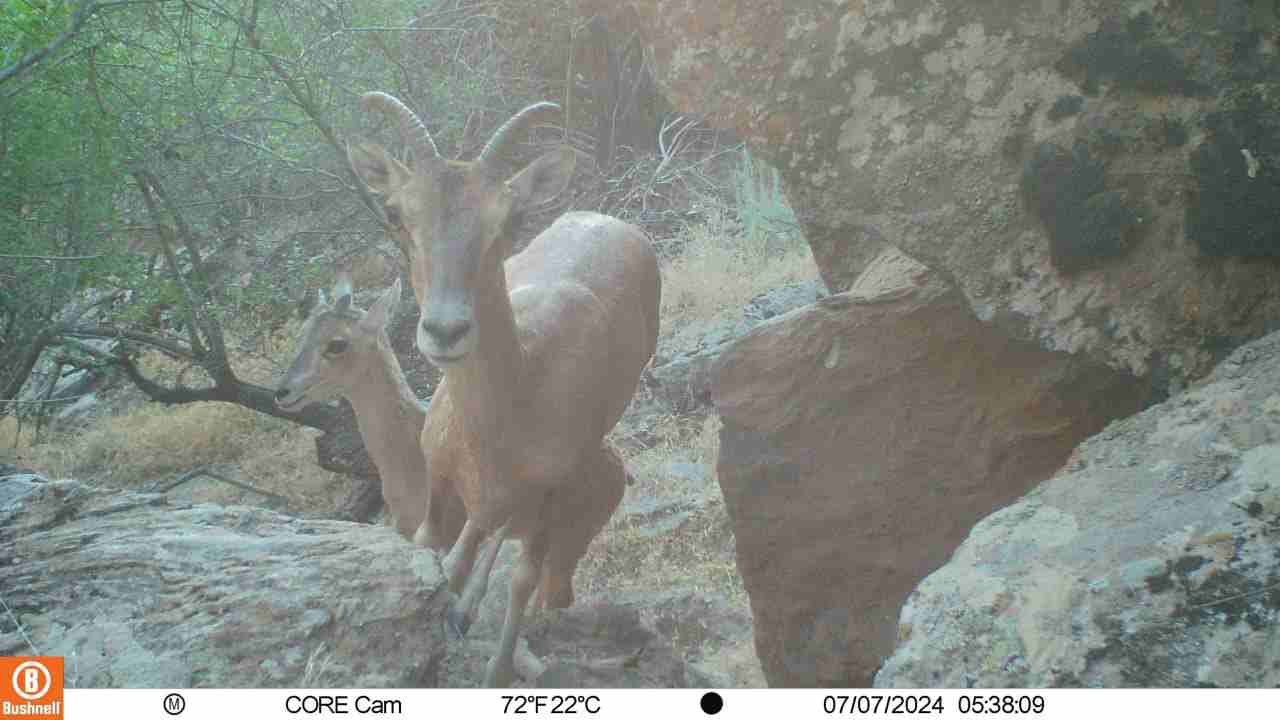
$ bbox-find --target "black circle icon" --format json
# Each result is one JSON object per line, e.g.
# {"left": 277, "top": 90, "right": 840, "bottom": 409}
{"left": 700, "top": 691, "right": 724, "bottom": 715}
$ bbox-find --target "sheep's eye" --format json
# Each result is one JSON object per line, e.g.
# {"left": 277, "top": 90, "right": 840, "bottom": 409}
{"left": 325, "top": 339, "right": 349, "bottom": 355}
{"left": 384, "top": 205, "right": 402, "bottom": 228}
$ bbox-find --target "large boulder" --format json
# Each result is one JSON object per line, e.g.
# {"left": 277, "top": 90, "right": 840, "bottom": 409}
{"left": 877, "top": 330, "right": 1280, "bottom": 688}
{"left": 0, "top": 474, "right": 713, "bottom": 689}
{"left": 710, "top": 251, "right": 1148, "bottom": 686}
{"left": 0, "top": 478, "right": 448, "bottom": 687}
{"left": 650, "top": 281, "right": 827, "bottom": 413}
{"left": 589, "top": 0, "right": 1280, "bottom": 389}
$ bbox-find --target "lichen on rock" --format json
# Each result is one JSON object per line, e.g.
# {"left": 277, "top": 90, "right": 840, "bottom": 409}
{"left": 877, "top": 330, "right": 1280, "bottom": 688}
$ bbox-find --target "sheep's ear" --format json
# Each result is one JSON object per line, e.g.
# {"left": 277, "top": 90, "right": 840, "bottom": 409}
{"left": 507, "top": 146, "right": 576, "bottom": 211}
{"left": 361, "top": 278, "right": 401, "bottom": 331}
{"left": 333, "top": 271, "right": 353, "bottom": 312}
{"left": 347, "top": 141, "right": 412, "bottom": 196}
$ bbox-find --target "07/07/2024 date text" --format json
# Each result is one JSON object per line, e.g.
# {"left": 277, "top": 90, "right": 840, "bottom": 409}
{"left": 823, "top": 694, "right": 1046, "bottom": 715}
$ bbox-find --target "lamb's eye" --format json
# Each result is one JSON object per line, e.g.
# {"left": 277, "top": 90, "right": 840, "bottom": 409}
{"left": 384, "top": 205, "right": 402, "bottom": 228}
{"left": 325, "top": 339, "right": 349, "bottom": 355}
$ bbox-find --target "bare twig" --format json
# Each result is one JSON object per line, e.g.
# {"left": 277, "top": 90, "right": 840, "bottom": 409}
{"left": 58, "top": 326, "right": 196, "bottom": 362}
{"left": 1186, "top": 580, "right": 1280, "bottom": 612}
{"left": 153, "top": 466, "right": 290, "bottom": 508}
{"left": 0, "top": 595, "right": 41, "bottom": 656}
{"left": 0, "top": 253, "right": 104, "bottom": 261}
{"left": 0, "top": 391, "right": 97, "bottom": 405}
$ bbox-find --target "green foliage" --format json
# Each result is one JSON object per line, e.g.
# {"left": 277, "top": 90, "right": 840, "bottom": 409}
{"left": 1, "top": 0, "right": 556, "bottom": 410}
{"left": 732, "top": 148, "right": 799, "bottom": 258}
{"left": 1, "top": 0, "right": 72, "bottom": 61}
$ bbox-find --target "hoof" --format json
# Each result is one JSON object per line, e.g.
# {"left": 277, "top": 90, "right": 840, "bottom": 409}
{"left": 446, "top": 605, "right": 472, "bottom": 640}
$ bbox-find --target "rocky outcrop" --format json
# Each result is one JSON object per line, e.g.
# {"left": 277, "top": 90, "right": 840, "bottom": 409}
{"left": 0, "top": 477, "right": 449, "bottom": 687}
{"left": 0, "top": 474, "right": 719, "bottom": 688}
{"left": 650, "top": 281, "right": 826, "bottom": 413}
{"left": 589, "top": 0, "right": 1280, "bottom": 389}
{"left": 876, "top": 330, "right": 1280, "bottom": 688}
{"left": 710, "top": 252, "right": 1148, "bottom": 686}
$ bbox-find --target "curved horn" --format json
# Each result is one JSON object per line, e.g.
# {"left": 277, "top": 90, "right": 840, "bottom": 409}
{"left": 477, "top": 102, "right": 561, "bottom": 165}
{"left": 360, "top": 91, "right": 440, "bottom": 160}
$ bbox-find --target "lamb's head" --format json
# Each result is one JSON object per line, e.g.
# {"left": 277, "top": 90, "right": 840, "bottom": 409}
{"left": 274, "top": 274, "right": 401, "bottom": 411}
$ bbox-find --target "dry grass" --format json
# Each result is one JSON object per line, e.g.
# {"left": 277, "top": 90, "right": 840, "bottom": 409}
{"left": 2, "top": 319, "right": 351, "bottom": 515}
{"left": 24, "top": 402, "right": 262, "bottom": 482}
{"left": 660, "top": 210, "right": 818, "bottom": 331}
{"left": 618, "top": 413, "right": 720, "bottom": 502}
{"left": 3, "top": 399, "right": 348, "bottom": 513}
{"left": 578, "top": 501, "right": 745, "bottom": 600}
{"left": 17, "top": 406, "right": 347, "bottom": 513}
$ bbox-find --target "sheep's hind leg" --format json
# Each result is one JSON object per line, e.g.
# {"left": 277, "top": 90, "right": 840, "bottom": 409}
{"left": 535, "top": 442, "right": 626, "bottom": 609}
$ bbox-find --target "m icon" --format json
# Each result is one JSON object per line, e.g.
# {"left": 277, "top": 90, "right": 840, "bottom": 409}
{"left": 163, "top": 692, "right": 187, "bottom": 716}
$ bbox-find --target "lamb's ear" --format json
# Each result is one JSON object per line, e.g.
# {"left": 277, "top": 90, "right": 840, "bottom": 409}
{"left": 333, "top": 271, "right": 354, "bottom": 312}
{"left": 361, "top": 277, "right": 401, "bottom": 331}
{"left": 507, "top": 146, "right": 576, "bottom": 211}
{"left": 347, "top": 141, "right": 412, "bottom": 196}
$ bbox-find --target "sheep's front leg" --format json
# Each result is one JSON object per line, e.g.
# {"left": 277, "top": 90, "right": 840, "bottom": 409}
{"left": 448, "top": 522, "right": 509, "bottom": 638}
{"left": 485, "top": 528, "right": 548, "bottom": 688}
{"left": 442, "top": 518, "right": 485, "bottom": 595}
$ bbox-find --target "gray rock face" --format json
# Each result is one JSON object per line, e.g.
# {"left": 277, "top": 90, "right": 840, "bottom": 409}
{"left": 743, "top": 281, "right": 827, "bottom": 325}
{"left": 0, "top": 472, "right": 43, "bottom": 508}
{"left": 527, "top": 603, "right": 691, "bottom": 688}
{"left": 0, "top": 480, "right": 448, "bottom": 687}
{"left": 588, "top": 0, "right": 1280, "bottom": 389}
{"left": 877, "top": 330, "right": 1280, "bottom": 688}
{"left": 0, "top": 478, "right": 718, "bottom": 689}
{"left": 650, "top": 281, "right": 826, "bottom": 413}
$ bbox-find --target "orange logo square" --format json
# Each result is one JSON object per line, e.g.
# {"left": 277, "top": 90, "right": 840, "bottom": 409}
{"left": 0, "top": 657, "right": 63, "bottom": 719}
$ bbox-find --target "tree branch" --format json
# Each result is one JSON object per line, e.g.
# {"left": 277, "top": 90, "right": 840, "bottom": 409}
{"left": 109, "top": 349, "right": 336, "bottom": 430}
{"left": 0, "top": 0, "right": 98, "bottom": 88}
{"left": 129, "top": 168, "right": 209, "bottom": 358}
{"left": 228, "top": 0, "right": 400, "bottom": 257}
{"left": 138, "top": 166, "right": 235, "bottom": 379}
{"left": 0, "top": 330, "right": 54, "bottom": 406}
{"left": 53, "top": 329, "right": 338, "bottom": 434}
{"left": 58, "top": 325, "right": 197, "bottom": 362}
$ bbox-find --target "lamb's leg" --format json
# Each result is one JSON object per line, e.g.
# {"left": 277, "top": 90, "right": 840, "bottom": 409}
{"left": 414, "top": 485, "right": 465, "bottom": 551}
{"left": 394, "top": 509, "right": 420, "bottom": 541}
{"left": 411, "top": 517, "right": 435, "bottom": 548}
{"left": 442, "top": 518, "right": 485, "bottom": 594}
{"left": 448, "top": 522, "right": 509, "bottom": 638}
{"left": 485, "top": 528, "right": 549, "bottom": 688}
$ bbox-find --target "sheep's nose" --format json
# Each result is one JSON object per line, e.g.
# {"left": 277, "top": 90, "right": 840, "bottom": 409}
{"left": 421, "top": 318, "right": 472, "bottom": 349}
